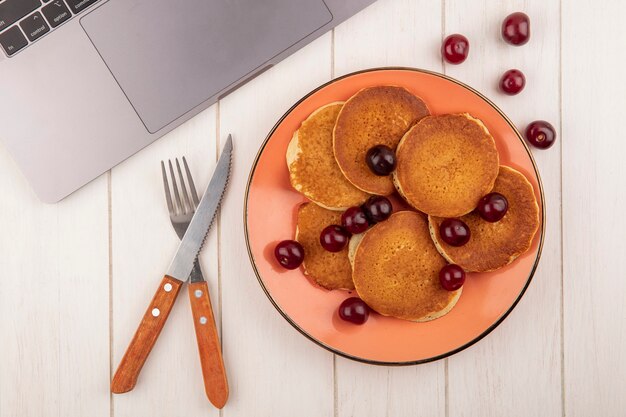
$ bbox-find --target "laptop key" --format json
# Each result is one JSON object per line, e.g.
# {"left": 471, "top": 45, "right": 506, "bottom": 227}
{"left": 65, "top": 0, "right": 99, "bottom": 15}
{"left": 0, "top": 0, "right": 41, "bottom": 33}
{"left": 0, "top": 25, "right": 28, "bottom": 56}
{"left": 41, "top": 1, "right": 71, "bottom": 28}
{"left": 20, "top": 12, "right": 50, "bottom": 42}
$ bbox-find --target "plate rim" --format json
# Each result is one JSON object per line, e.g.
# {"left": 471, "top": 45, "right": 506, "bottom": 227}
{"left": 243, "top": 66, "right": 546, "bottom": 366}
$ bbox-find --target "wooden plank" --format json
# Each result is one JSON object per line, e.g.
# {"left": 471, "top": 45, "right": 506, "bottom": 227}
{"left": 110, "top": 107, "right": 220, "bottom": 416}
{"left": 562, "top": 1, "right": 626, "bottom": 416}
{"left": 0, "top": 147, "right": 110, "bottom": 417}
{"left": 333, "top": 1, "right": 446, "bottom": 416}
{"left": 444, "top": 1, "right": 562, "bottom": 416}
{"left": 218, "top": 33, "right": 335, "bottom": 417}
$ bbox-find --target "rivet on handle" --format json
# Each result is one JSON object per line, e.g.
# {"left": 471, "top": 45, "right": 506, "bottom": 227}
{"left": 152, "top": 308, "right": 160, "bottom": 317}
{"left": 194, "top": 289, "right": 203, "bottom": 298}
{"left": 199, "top": 316, "right": 207, "bottom": 325}
{"left": 164, "top": 283, "right": 173, "bottom": 292}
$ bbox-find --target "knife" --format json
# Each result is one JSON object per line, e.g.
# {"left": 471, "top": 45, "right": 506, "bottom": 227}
{"left": 111, "top": 136, "right": 232, "bottom": 406}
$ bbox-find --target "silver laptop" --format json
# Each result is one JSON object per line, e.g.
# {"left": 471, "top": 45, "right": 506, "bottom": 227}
{"left": 0, "top": 0, "right": 375, "bottom": 202}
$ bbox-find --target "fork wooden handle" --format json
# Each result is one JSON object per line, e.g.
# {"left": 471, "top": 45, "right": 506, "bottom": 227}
{"left": 111, "top": 275, "right": 183, "bottom": 394}
{"left": 188, "top": 281, "right": 229, "bottom": 408}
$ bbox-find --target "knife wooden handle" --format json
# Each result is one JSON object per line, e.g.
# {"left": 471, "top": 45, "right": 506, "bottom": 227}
{"left": 111, "top": 275, "right": 183, "bottom": 394}
{"left": 188, "top": 281, "right": 229, "bottom": 408}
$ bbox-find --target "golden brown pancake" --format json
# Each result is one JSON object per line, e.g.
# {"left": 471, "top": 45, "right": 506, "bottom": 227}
{"left": 295, "top": 202, "right": 354, "bottom": 290}
{"left": 351, "top": 211, "right": 461, "bottom": 321}
{"left": 287, "top": 102, "right": 370, "bottom": 210}
{"left": 393, "top": 113, "right": 499, "bottom": 217}
{"left": 333, "top": 86, "right": 430, "bottom": 195}
{"left": 429, "top": 166, "right": 540, "bottom": 272}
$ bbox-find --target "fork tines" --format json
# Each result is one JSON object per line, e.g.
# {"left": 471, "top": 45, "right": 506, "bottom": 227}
{"left": 161, "top": 157, "right": 200, "bottom": 216}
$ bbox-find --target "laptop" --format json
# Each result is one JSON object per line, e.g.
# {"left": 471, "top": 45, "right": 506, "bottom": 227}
{"left": 0, "top": 0, "right": 375, "bottom": 202}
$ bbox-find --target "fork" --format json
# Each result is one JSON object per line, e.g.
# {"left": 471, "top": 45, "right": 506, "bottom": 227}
{"left": 160, "top": 157, "right": 228, "bottom": 407}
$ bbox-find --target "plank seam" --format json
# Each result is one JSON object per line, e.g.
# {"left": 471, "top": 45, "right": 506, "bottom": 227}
{"left": 559, "top": 0, "right": 566, "bottom": 415}
{"left": 108, "top": 170, "right": 114, "bottom": 417}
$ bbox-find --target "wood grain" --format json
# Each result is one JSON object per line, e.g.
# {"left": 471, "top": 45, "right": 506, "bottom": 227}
{"left": 333, "top": 1, "right": 447, "bottom": 415}
{"left": 562, "top": 1, "right": 626, "bottom": 415}
{"left": 0, "top": 146, "right": 110, "bottom": 417}
{"left": 444, "top": 1, "right": 562, "bottom": 416}
{"left": 111, "top": 275, "right": 183, "bottom": 393}
{"left": 218, "top": 33, "right": 335, "bottom": 417}
{"left": 188, "top": 281, "right": 228, "bottom": 408}
{"left": 111, "top": 106, "right": 220, "bottom": 417}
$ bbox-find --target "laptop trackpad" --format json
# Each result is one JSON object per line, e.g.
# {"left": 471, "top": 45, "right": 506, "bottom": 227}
{"left": 81, "top": 0, "right": 332, "bottom": 133}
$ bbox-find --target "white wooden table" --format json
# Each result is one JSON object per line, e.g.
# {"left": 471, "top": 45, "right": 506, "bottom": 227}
{"left": 1, "top": 0, "right": 625, "bottom": 416}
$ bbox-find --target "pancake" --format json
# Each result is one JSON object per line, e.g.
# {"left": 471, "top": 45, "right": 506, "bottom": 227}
{"left": 295, "top": 202, "right": 354, "bottom": 290}
{"left": 351, "top": 211, "right": 461, "bottom": 321}
{"left": 287, "top": 102, "right": 370, "bottom": 210}
{"left": 393, "top": 113, "right": 499, "bottom": 217}
{"left": 429, "top": 166, "right": 540, "bottom": 272}
{"left": 333, "top": 86, "right": 430, "bottom": 195}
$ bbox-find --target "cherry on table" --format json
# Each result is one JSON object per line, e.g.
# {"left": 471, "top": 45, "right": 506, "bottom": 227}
{"left": 366, "top": 145, "right": 396, "bottom": 176}
{"left": 341, "top": 206, "right": 369, "bottom": 234}
{"left": 338, "top": 297, "right": 370, "bottom": 325}
{"left": 500, "top": 69, "right": 526, "bottom": 95}
{"left": 441, "top": 34, "right": 470, "bottom": 64}
{"left": 439, "top": 218, "right": 471, "bottom": 246}
{"left": 362, "top": 196, "right": 393, "bottom": 224}
{"left": 502, "top": 12, "right": 530, "bottom": 46}
{"left": 274, "top": 240, "right": 304, "bottom": 270}
{"left": 477, "top": 192, "right": 509, "bottom": 222}
{"left": 525, "top": 120, "right": 556, "bottom": 149}
{"left": 439, "top": 264, "right": 466, "bottom": 291}
{"left": 320, "top": 225, "right": 350, "bottom": 252}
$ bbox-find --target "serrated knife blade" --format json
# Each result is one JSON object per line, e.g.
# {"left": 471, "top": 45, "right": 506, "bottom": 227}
{"left": 166, "top": 135, "right": 232, "bottom": 281}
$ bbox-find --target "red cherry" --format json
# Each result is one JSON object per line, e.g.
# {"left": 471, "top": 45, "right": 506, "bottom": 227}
{"left": 320, "top": 225, "right": 350, "bottom": 252}
{"left": 366, "top": 145, "right": 396, "bottom": 176}
{"left": 525, "top": 120, "right": 557, "bottom": 149}
{"left": 441, "top": 34, "right": 470, "bottom": 64}
{"left": 338, "top": 297, "right": 370, "bottom": 324}
{"left": 502, "top": 12, "right": 530, "bottom": 46}
{"left": 439, "top": 264, "right": 466, "bottom": 291}
{"left": 341, "top": 206, "right": 369, "bottom": 235}
{"left": 439, "top": 219, "right": 471, "bottom": 246}
{"left": 274, "top": 240, "right": 304, "bottom": 269}
{"left": 361, "top": 196, "right": 393, "bottom": 224}
{"left": 477, "top": 192, "right": 509, "bottom": 222}
{"left": 500, "top": 69, "right": 526, "bottom": 95}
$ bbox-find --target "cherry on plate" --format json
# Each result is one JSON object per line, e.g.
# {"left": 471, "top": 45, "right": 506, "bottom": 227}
{"left": 439, "top": 264, "right": 466, "bottom": 291}
{"left": 366, "top": 145, "right": 396, "bottom": 176}
{"left": 320, "top": 225, "right": 350, "bottom": 252}
{"left": 502, "top": 12, "right": 530, "bottom": 46}
{"left": 362, "top": 196, "right": 393, "bottom": 224}
{"left": 500, "top": 69, "right": 526, "bottom": 95}
{"left": 477, "top": 192, "right": 509, "bottom": 222}
{"left": 274, "top": 240, "right": 304, "bottom": 270}
{"left": 525, "top": 120, "right": 557, "bottom": 149}
{"left": 441, "top": 34, "right": 470, "bottom": 64}
{"left": 338, "top": 297, "right": 370, "bottom": 325}
{"left": 439, "top": 218, "right": 471, "bottom": 246}
{"left": 341, "top": 206, "right": 369, "bottom": 234}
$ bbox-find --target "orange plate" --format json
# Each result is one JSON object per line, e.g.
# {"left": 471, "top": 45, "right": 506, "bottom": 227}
{"left": 244, "top": 68, "right": 545, "bottom": 365}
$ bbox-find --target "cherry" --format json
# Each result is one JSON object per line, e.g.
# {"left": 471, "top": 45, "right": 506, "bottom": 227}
{"left": 439, "top": 264, "right": 466, "bottom": 291}
{"left": 274, "top": 240, "right": 304, "bottom": 270}
{"left": 320, "top": 225, "right": 350, "bottom": 252}
{"left": 502, "top": 12, "right": 530, "bottom": 46}
{"left": 441, "top": 34, "right": 470, "bottom": 64}
{"left": 500, "top": 69, "right": 525, "bottom": 95}
{"left": 341, "top": 206, "right": 369, "bottom": 235}
{"left": 366, "top": 145, "right": 397, "bottom": 176}
{"left": 525, "top": 120, "right": 556, "bottom": 149}
{"left": 362, "top": 196, "right": 392, "bottom": 224}
{"left": 439, "top": 219, "right": 471, "bottom": 246}
{"left": 338, "top": 297, "right": 370, "bottom": 325}
{"left": 477, "top": 192, "right": 509, "bottom": 222}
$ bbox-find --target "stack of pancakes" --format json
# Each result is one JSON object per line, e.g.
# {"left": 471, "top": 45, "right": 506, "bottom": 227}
{"left": 286, "top": 86, "right": 539, "bottom": 322}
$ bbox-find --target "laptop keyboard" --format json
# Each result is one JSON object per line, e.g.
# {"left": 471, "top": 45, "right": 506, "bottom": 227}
{"left": 0, "top": 0, "right": 98, "bottom": 57}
